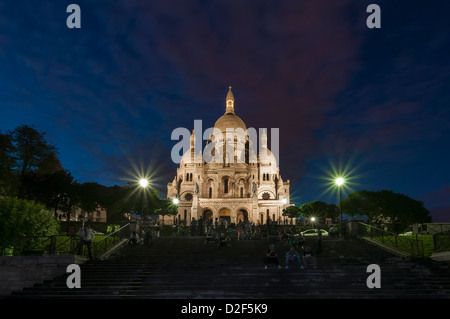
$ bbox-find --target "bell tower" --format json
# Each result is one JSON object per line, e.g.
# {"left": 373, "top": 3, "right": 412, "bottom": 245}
{"left": 225, "top": 86, "right": 235, "bottom": 114}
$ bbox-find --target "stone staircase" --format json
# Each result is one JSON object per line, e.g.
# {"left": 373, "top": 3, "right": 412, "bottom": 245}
{"left": 3, "top": 236, "right": 450, "bottom": 299}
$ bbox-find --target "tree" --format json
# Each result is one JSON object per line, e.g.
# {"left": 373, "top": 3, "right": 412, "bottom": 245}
{"left": 299, "top": 201, "right": 337, "bottom": 221}
{"left": 0, "top": 196, "right": 60, "bottom": 250}
{"left": 157, "top": 198, "right": 178, "bottom": 226}
{"left": 72, "top": 182, "right": 106, "bottom": 220}
{"left": 98, "top": 185, "right": 130, "bottom": 223}
{"left": 341, "top": 190, "right": 431, "bottom": 228}
{"left": 8, "top": 125, "right": 57, "bottom": 177}
{"left": 0, "top": 132, "right": 16, "bottom": 195}
{"left": 373, "top": 190, "right": 431, "bottom": 228}
{"left": 282, "top": 205, "right": 301, "bottom": 224}
{"left": 20, "top": 170, "right": 76, "bottom": 217}
{"left": 340, "top": 191, "right": 379, "bottom": 221}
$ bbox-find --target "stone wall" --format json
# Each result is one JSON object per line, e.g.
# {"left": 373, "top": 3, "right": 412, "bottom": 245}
{"left": 0, "top": 255, "right": 76, "bottom": 296}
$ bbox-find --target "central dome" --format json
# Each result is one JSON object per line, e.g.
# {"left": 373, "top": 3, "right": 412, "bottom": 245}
{"left": 214, "top": 113, "right": 247, "bottom": 133}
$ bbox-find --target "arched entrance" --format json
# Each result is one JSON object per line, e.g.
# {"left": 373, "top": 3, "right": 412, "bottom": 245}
{"left": 219, "top": 208, "right": 231, "bottom": 225}
{"left": 203, "top": 209, "right": 213, "bottom": 222}
{"left": 236, "top": 209, "right": 249, "bottom": 223}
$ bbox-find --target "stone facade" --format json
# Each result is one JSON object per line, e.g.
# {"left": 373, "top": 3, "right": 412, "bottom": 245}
{"left": 164, "top": 87, "right": 291, "bottom": 226}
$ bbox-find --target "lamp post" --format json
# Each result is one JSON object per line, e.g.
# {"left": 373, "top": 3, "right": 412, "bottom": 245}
{"left": 335, "top": 177, "right": 344, "bottom": 237}
{"left": 282, "top": 198, "right": 287, "bottom": 225}
{"left": 172, "top": 197, "right": 179, "bottom": 225}
{"left": 139, "top": 178, "right": 149, "bottom": 220}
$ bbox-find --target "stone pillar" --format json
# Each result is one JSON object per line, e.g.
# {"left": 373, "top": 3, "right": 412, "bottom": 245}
{"left": 192, "top": 195, "right": 198, "bottom": 221}
{"left": 252, "top": 197, "right": 258, "bottom": 224}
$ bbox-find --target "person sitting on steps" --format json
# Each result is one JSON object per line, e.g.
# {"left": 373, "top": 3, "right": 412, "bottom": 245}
{"left": 218, "top": 233, "right": 231, "bottom": 248}
{"left": 285, "top": 246, "right": 303, "bottom": 269}
{"left": 204, "top": 230, "right": 215, "bottom": 244}
{"left": 302, "top": 246, "right": 318, "bottom": 269}
{"left": 264, "top": 244, "right": 282, "bottom": 269}
{"left": 129, "top": 231, "right": 139, "bottom": 245}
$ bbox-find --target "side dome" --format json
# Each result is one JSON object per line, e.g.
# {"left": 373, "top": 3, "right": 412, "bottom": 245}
{"left": 258, "top": 148, "right": 278, "bottom": 167}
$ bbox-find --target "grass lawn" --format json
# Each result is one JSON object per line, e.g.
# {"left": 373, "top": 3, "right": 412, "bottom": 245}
{"left": 19, "top": 234, "right": 119, "bottom": 255}
{"left": 371, "top": 235, "right": 435, "bottom": 257}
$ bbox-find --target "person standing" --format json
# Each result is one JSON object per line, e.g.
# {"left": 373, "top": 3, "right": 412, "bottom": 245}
{"left": 316, "top": 227, "right": 323, "bottom": 254}
{"left": 78, "top": 223, "right": 94, "bottom": 260}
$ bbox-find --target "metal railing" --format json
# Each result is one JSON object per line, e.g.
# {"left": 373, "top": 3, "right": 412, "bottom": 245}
{"left": 1, "top": 223, "right": 130, "bottom": 258}
{"left": 76, "top": 223, "right": 130, "bottom": 259}
{"left": 433, "top": 231, "right": 450, "bottom": 253}
{"left": 358, "top": 222, "right": 424, "bottom": 258}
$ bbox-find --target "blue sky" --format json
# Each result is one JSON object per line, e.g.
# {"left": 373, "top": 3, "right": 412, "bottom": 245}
{"left": 1, "top": 0, "right": 449, "bottom": 221}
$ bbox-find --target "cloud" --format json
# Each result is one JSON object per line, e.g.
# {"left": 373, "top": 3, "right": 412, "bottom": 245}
{"left": 2, "top": 0, "right": 450, "bottom": 200}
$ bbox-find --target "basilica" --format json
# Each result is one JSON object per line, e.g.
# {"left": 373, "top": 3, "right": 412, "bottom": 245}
{"left": 165, "top": 87, "right": 291, "bottom": 226}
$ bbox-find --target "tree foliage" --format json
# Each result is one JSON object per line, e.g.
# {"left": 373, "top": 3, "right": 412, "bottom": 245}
{"left": 282, "top": 205, "right": 301, "bottom": 219}
{"left": 8, "top": 125, "right": 57, "bottom": 177}
{"left": 0, "top": 196, "right": 60, "bottom": 247}
{"left": 299, "top": 201, "right": 339, "bottom": 222}
{"left": 341, "top": 190, "right": 431, "bottom": 226}
{"left": 20, "top": 170, "right": 76, "bottom": 215}
{"left": 0, "top": 132, "right": 16, "bottom": 195}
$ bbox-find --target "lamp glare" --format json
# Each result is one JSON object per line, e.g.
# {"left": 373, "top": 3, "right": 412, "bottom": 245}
{"left": 335, "top": 177, "right": 344, "bottom": 187}
{"left": 139, "top": 179, "right": 149, "bottom": 188}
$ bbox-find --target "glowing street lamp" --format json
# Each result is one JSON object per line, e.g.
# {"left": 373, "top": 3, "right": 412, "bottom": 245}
{"left": 139, "top": 178, "right": 149, "bottom": 188}
{"left": 335, "top": 177, "right": 344, "bottom": 187}
{"left": 137, "top": 178, "right": 150, "bottom": 220}
{"left": 335, "top": 177, "right": 345, "bottom": 237}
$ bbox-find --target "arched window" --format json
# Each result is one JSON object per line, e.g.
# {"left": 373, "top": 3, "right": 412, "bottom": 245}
{"left": 209, "top": 187, "right": 212, "bottom": 198}
{"left": 224, "top": 178, "right": 229, "bottom": 193}
{"left": 240, "top": 187, "right": 244, "bottom": 198}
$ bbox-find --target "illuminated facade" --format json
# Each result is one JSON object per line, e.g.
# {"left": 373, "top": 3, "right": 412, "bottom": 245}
{"left": 165, "top": 87, "right": 291, "bottom": 226}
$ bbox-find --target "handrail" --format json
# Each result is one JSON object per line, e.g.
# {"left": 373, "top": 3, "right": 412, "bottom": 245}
{"left": 86, "top": 223, "right": 130, "bottom": 259}
{"left": 358, "top": 222, "right": 424, "bottom": 258}
{"left": 93, "top": 223, "right": 130, "bottom": 245}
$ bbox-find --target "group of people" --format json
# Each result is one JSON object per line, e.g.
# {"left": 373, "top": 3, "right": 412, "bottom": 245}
{"left": 264, "top": 244, "right": 318, "bottom": 270}
{"left": 204, "top": 229, "right": 232, "bottom": 248}
{"left": 77, "top": 222, "right": 321, "bottom": 270}
{"left": 128, "top": 229, "right": 154, "bottom": 246}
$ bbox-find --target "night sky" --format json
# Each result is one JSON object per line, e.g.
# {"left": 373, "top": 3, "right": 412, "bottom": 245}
{"left": 1, "top": 1, "right": 449, "bottom": 222}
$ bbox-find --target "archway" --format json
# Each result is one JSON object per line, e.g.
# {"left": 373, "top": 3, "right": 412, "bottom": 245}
{"left": 236, "top": 209, "right": 249, "bottom": 224}
{"left": 219, "top": 208, "right": 231, "bottom": 225}
{"left": 203, "top": 209, "right": 213, "bottom": 222}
